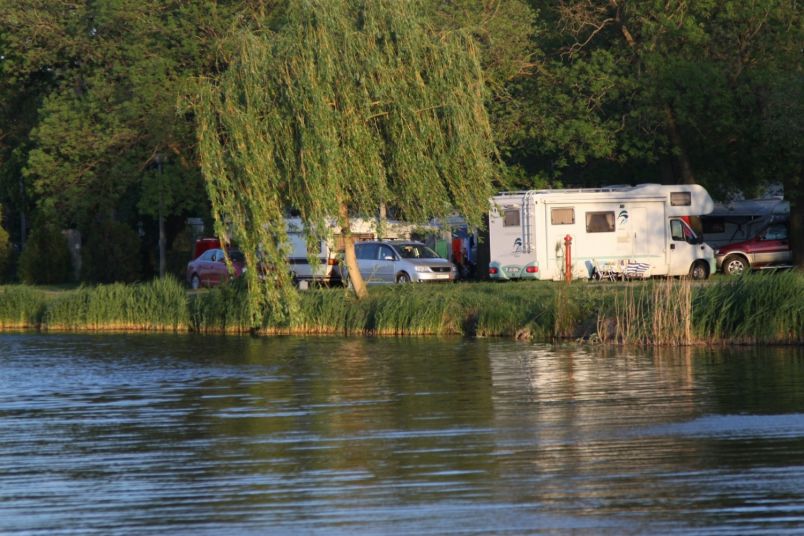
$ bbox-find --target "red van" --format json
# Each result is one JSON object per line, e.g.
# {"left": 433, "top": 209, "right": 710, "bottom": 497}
{"left": 715, "top": 222, "right": 793, "bottom": 275}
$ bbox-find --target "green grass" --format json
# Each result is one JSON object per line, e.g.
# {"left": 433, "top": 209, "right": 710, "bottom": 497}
{"left": 0, "top": 272, "right": 801, "bottom": 345}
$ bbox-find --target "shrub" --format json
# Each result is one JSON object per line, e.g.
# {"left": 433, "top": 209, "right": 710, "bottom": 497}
{"left": 81, "top": 221, "right": 142, "bottom": 283}
{"left": 17, "top": 221, "right": 71, "bottom": 284}
{"left": 166, "top": 225, "right": 195, "bottom": 279}
{"left": 0, "top": 208, "right": 11, "bottom": 282}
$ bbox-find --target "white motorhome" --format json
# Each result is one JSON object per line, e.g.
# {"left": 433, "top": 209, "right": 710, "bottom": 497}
{"left": 488, "top": 184, "right": 716, "bottom": 281}
{"left": 286, "top": 217, "right": 425, "bottom": 287}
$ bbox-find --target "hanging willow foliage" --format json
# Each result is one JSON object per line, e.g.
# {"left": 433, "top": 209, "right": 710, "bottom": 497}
{"left": 194, "top": 0, "right": 498, "bottom": 325}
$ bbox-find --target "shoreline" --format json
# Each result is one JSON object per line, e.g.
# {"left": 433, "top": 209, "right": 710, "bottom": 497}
{"left": 1, "top": 273, "right": 801, "bottom": 345}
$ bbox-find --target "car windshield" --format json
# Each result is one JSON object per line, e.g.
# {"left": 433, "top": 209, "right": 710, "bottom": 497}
{"left": 395, "top": 244, "right": 440, "bottom": 259}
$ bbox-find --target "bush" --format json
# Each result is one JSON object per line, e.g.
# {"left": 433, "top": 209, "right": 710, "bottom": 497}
{"left": 17, "top": 221, "right": 72, "bottom": 284}
{"left": 81, "top": 221, "right": 142, "bottom": 283}
{"left": 0, "top": 210, "right": 11, "bottom": 283}
{"left": 166, "top": 225, "right": 195, "bottom": 279}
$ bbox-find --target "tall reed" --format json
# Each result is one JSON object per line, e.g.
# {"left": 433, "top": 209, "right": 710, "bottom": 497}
{"left": 44, "top": 277, "right": 189, "bottom": 331}
{"left": 597, "top": 278, "right": 693, "bottom": 346}
{"left": 0, "top": 286, "right": 47, "bottom": 329}
{"left": 694, "top": 271, "right": 803, "bottom": 344}
{"left": 188, "top": 280, "right": 253, "bottom": 334}
{"left": 0, "top": 272, "right": 800, "bottom": 344}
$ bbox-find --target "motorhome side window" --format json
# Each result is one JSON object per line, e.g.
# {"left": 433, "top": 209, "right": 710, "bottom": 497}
{"left": 503, "top": 208, "right": 520, "bottom": 227}
{"left": 670, "top": 192, "right": 691, "bottom": 206}
{"left": 585, "top": 211, "right": 615, "bottom": 233}
{"left": 551, "top": 207, "right": 574, "bottom": 225}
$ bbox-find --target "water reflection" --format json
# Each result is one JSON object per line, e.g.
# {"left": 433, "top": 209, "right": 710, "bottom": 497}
{"left": 0, "top": 333, "right": 802, "bottom": 534}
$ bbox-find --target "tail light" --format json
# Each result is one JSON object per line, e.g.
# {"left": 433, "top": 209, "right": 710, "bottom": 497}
{"left": 327, "top": 258, "right": 338, "bottom": 265}
{"left": 489, "top": 267, "right": 498, "bottom": 275}
{"left": 526, "top": 266, "right": 539, "bottom": 273}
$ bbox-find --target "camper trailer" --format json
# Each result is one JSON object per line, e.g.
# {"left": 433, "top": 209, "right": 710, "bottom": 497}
{"left": 488, "top": 184, "right": 716, "bottom": 281}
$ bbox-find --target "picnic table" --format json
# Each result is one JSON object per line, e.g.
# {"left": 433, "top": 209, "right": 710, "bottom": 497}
{"left": 593, "top": 260, "right": 651, "bottom": 281}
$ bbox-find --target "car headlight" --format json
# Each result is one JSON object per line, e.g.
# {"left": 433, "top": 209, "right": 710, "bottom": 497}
{"left": 415, "top": 265, "right": 429, "bottom": 273}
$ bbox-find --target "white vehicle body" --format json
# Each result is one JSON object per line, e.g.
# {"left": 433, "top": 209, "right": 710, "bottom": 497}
{"left": 286, "top": 217, "right": 424, "bottom": 286}
{"left": 488, "top": 184, "right": 716, "bottom": 281}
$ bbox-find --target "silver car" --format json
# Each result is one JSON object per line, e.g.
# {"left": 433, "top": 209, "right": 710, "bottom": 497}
{"left": 343, "top": 241, "right": 457, "bottom": 284}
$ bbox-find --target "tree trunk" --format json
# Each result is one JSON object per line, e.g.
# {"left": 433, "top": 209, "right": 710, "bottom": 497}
{"left": 18, "top": 176, "right": 27, "bottom": 247}
{"left": 784, "top": 177, "right": 804, "bottom": 268}
{"left": 339, "top": 201, "right": 368, "bottom": 299}
{"left": 664, "top": 105, "right": 696, "bottom": 185}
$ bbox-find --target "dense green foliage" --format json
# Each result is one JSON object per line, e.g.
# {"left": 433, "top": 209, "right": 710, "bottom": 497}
{"left": 16, "top": 220, "right": 71, "bottom": 284}
{"left": 0, "top": 0, "right": 801, "bottom": 285}
{"left": 80, "top": 221, "right": 142, "bottom": 283}
{"left": 0, "top": 207, "right": 10, "bottom": 281}
{"left": 2, "top": 275, "right": 801, "bottom": 346}
{"left": 0, "top": 0, "right": 280, "bottom": 280}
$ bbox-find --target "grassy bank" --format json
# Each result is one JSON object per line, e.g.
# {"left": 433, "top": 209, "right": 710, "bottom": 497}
{"left": 0, "top": 273, "right": 801, "bottom": 345}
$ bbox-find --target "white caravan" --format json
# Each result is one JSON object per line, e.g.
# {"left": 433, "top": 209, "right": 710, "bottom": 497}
{"left": 286, "top": 217, "right": 425, "bottom": 287}
{"left": 488, "top": 184, "right": 716, "bottom": 281}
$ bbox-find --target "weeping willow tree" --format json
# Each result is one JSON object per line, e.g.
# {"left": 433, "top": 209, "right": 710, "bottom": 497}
{"left": 194, "top": 0, "right": 498, "bottom": 325}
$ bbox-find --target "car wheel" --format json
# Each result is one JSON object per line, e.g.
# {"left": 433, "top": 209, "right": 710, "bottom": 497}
{"left": 689, "top": 261, "right": 709, "bottom": 280}
{"left": 396, "top": 272, "right": 411, "bottom": 284}
{"left": 190, "top": 274, "right": 201, "bottom": 289}
{"left": 723, "top": 255, "right": 748, "bottom": 276}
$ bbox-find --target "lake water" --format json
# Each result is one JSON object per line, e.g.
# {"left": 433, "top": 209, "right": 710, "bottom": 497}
{"left": 1, "top": 333, "right": 803, "bottom": 535}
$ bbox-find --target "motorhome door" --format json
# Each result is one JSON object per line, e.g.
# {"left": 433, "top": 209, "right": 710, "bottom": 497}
{"left": 668, "top": 218, "right": 698, "bottom": 275}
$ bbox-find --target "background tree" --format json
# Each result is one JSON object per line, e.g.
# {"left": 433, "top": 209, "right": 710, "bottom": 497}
{"left": 0, "top": 0, "right": 283, "bottom": 280}
{"left": 515, "top": 0, "right": 802, "bottom": 262}
{"left": 195, "top": 0, "right": 499, "bottom": 322}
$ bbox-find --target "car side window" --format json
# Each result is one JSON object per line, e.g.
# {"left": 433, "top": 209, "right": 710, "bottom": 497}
{"left": 763, "top": 225, "right": 788, "bottom": 241}
{"left": 357, "top": 244, "right": 379, "bottom": 260}
{"left": 378, "top": 245, "right": 395, "bottom": 261}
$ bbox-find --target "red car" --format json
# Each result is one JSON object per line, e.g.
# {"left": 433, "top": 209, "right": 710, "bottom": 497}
{"left": 186, "top": 248, "right": 245, "bottom": 289}
{"left": 715, "top": 222, "right": 793, "bottom": 275}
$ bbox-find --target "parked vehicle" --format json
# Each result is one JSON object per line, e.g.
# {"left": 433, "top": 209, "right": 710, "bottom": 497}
{"left": 186, "top": 248, "right": 245, "bottom": 289}
{"left": 285, "top": 217, "right": 428, "bottom": 288}
{"left": 702, "top": 197, "right": 789, "bottom": 249}
{"left": 341, "top": 240, "right": 457, "bottom": 285}
{"left": 715, "top": 222, "right": 792, "bottom": 275}
{"left": 488, "top": 184, "right": 716, "bottom": 281}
